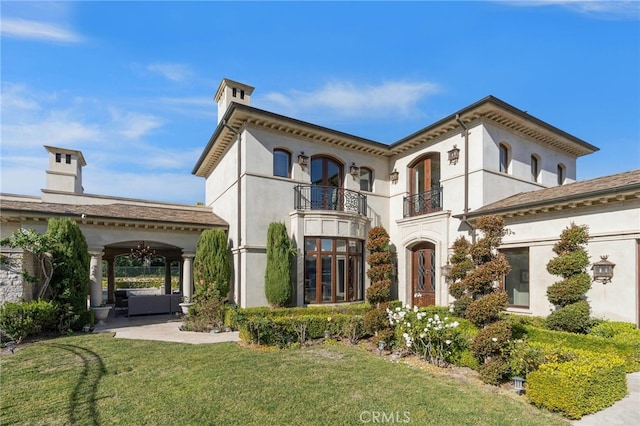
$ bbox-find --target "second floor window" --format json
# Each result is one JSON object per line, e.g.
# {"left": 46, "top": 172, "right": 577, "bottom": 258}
{"left": 557, "top": 163, "right": 566, "bottom": 185}
{"left": 499, "top": 143, "right": 510, "bottom": 173}
{"left": 273, "top": 149, "right": 291, "bottom": 178}
{"left": 531, "top": 155, "right": 539, "bottom": 182}
{"left": 359, "top": 167, "right": 373, "bottom": 191}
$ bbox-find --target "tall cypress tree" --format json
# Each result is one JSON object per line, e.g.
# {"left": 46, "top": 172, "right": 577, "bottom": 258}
{"left": 194, "top": 229, "right": 232, "bottom": 299}
{"left": 46, "top": 217, "right": 90, "bottom": 329}
{"left": 264, "top": 222, "right": 294, "bottom": 307}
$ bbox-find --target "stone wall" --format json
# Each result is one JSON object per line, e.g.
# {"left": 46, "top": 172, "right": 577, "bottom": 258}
{"left": 0, "top": 251, "right": 37, "bottom": 303}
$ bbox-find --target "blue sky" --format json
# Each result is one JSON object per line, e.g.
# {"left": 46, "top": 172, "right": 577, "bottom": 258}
{"left": 1, "top": 1, "right": 639, "bottom": 204}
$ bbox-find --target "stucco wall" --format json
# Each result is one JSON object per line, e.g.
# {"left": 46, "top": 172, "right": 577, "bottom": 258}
{"left": 501, "top": 200, "right": 640, "bottom": 324}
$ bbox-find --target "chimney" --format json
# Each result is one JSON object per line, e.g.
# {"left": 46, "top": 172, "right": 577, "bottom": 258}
{"left": 44, "top": 145, "right": 86, "bottom": 194}
{"left": 214, "top": 78, "right": 254, "bottom": 124}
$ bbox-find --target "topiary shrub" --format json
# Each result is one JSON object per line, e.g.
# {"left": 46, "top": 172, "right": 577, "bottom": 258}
{"left": 545, "top": 223, "right": 592, "bottom": 333}
{"left": 447, "top": 216, "right": 515, "bottom": 384}
{"left": 545, "top": 300, "right": 591, "bottom": 334}
{"left": 264, "top": 222, "right": 295, "bottom": 307}
{"left": 365, "top": 226, "right": 393, "bottom": 306}
{"left": 589, "top": 321, "right": 638, "bottom": 339}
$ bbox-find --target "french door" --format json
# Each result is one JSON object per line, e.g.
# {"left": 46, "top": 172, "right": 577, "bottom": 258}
{"left": 411, "top": 243, "right": 436, "bottom": 307}
{"left": 310, "top": 156, "right": 343, "bottom": 210}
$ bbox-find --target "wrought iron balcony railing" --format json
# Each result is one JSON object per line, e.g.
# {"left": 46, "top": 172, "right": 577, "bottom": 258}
{"left": 294, "top": 185, "right": 367, "bottom": 216}
{"left": 403, "top": 187, "right": 443, "bottom": 218}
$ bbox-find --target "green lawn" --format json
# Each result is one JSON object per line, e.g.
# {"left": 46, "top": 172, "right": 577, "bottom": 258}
{"left": 1, "top": 334, "right": 568, "bottom": 425}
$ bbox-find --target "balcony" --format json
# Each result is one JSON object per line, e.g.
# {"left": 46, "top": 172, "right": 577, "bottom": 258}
{"left": 403, "top": 187, "right": 443, "bottom": 218}
{"left": 294, "top": 185, "right": 367, "bottom": 216}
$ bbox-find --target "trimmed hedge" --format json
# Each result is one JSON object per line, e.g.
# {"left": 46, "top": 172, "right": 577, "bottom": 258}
{"left": 525, "top": 325, "right": 640, "bottom": 373}
{"left": 0, "top": 300, "right": 60, "bottom": 343}
{"left": 526, "top": 348, "right": 627, "bottom": 419}
{"left": 238, "top": 313, "right": 367, "bottom": 347}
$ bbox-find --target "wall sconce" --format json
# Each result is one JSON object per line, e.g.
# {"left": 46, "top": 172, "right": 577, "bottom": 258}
{"left": 298, "top": 152, "right": 309, "bottom": 169}
{"left": 350, "top": 162, "right": 360, "bottom": 180}
{"left": 441, "top": 261, "right": 453, "bottom": 283}
{"left": 592, "top": 255, "right": 615, "bottom": 284}
{"left": 389, "top": 169, "right": 399, "bottom": 184}
{"left": 448, "top": 145, "right": 460, "bottom": 165}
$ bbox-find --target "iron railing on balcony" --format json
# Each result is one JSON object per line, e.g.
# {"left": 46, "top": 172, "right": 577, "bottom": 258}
{"left": 403, "top": 187, "right": 443, "bottom": 218}
{"left": 294, "top": 185, "right": 367, "bottom": 216}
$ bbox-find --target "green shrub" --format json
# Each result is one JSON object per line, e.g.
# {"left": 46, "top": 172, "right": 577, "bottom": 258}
{"left": 478, "top": 358, "right": 511, "bottom": 386}
{"left": 469, "top": 320, "right": 512, "bottom": 362}
{"left": 193, "top": 229, "right": 232, "bottom": 298}
{"left": 526, "top": 349, "right": 627, "bottom": 419}
{"left": 185, "top": 288, "right": 227, "bottom": 332}
{"left": 264, "top": 222, "right": 294, "bottom": 307}
{"left": 340, "top": 315, "right": 366, "bottom": 344}
{"left": 546, "top": 273, "right": 591, "bottom": 306}
{"left": 363, "top": 305, "right": 391, "bottom": 336}
{"left": 365, "top": 226, "right": 392, "bottom": 306}
{"left": 365, "top": 281, "right": 391, "bottom": 306}
{"left": 239, "top": 313, "right": 356, "bottom": 347}
{"left": 589, "top": 321, "right": 637, "bottom": 338}
{"left": 546, "top": 250, "right": 590, "bottom": 278}
{"left": 0, "top": 300, "right": 60, "bottom": 343}
{"left": 545, "top": 300, "right": 591, "bottom": 333}
{"left": 465, "top": 291, "right": 508, "bottom": 327}
{"left": 525, "top": 325, "right": 640, "bottom": 373}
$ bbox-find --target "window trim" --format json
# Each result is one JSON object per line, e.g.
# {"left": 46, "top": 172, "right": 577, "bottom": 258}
{"left": 273, "top": 148, "right": 291, "bottom": 178}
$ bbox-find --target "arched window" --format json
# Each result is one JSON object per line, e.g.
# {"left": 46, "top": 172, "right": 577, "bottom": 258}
{"left": 273, "top": 149, "right": 291, "bottom": 178}
{"left": 405, "top": 153, "right": 441, "bottom": 217}
{"left": 310, "top": 155, "right": 343, "bottom": 210}
{"left": 499, "top": 143, "right": 510, "bottom": 173}
{"left": 359, "top": 167, "right": 373, "bottom": 192}
{"left": 557, "top": 163, "right": 566, "bottom": 185}
{"left": 531, "top": 154, "right": 540, "bottom": 182}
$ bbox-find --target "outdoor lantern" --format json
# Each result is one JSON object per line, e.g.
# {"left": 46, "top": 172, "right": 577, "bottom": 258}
{"left": 448, "top": 145, "right": 460, "bottom": 165}
{"left": 441, "top": 261, "right": 453, "bottom": 282}
{"left": 592, "top": 255, "right": 615, "bottom": 284}
{"left": 324, "top": 329, "right": 330, "bottom": 339}
{"left": 389, "top": 169, "right": 399, "bottom": 184}
{"left": 512, "top": 377, "right": 525, "bottom": 394}
{"left": 378, "top": 340, "right": 386, "bottom": 355}
{"left": 350, "top": 162, "right": 360, "bottom": 179}
{"left": 298, "top": 152, "right": 309, "bottom": 169}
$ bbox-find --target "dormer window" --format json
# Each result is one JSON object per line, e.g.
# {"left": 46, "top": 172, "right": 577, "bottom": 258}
{"left": 55, "top": 153, "right": 62, "bottom": 163}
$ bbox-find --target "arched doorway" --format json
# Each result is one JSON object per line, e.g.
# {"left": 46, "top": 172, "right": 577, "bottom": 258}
{"left": 411, "top": 242, "right": 436, "bottom": 307}
{"left": 310, "top": 155, "right": 343, "bottom": 210}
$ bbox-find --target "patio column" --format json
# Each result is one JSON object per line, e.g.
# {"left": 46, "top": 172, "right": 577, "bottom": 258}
{"left": 182, "top": 252, "right": 195, "bottom": 302}
{"left": 164, "top": 260, "right": 172, "bottom": 294}
{"left": 89, "top": 248, "right": 104, "bottom": 307}
{"left": 178, "top": 260, "right": 184, "bottom": 293}
{"left": 107, "top": 258, "right": 116, "bottom": 303}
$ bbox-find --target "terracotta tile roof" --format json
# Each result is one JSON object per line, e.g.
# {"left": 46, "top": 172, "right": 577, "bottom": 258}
{"left": 468, "top": 169, "right": 640, "bottom": 216}
{"left": 0, "top": 199, "right": 227, "bottom": 228}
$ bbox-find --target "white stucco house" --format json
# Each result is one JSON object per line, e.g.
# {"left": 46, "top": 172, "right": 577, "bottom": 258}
{"left": 192, "top": 78, "right": 640, "bottom": 325}
{"left": 1, "top": 78, "right": 638, "bottom": 326}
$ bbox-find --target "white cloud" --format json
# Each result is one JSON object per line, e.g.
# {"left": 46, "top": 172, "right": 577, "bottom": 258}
{"left": 109, "top": 109, "right": 164, "bottom": 139}
{"left": 1, "top": 111, "right": 101, "bottom": 149}
{"left": 261, "top": 80, "right": 440, "bottom": 118}
{"left": 0, "top": 18, "right": 83, "bottom": 43}
{"left": 496, "top": 1, "right": 640, "bottom": 19}
{"left": 147, "top": 63, "right": 193, "bottom": 82}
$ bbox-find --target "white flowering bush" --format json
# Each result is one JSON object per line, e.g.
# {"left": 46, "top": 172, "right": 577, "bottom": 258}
{"left": 387, "top": 305, "right": 466, "bottom": 367}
